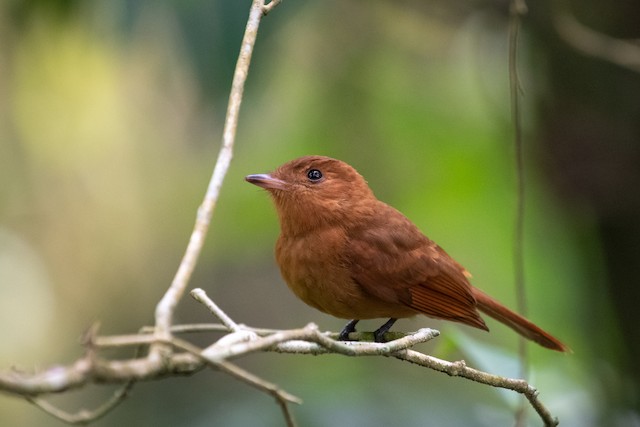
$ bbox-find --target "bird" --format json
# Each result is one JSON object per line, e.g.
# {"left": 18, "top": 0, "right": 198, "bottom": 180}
{"left": 245, "top": 155, "right": 569, "bottom": 352}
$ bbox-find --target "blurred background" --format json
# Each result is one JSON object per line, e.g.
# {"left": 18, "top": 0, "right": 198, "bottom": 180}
{"left": 1, "top": 0, "right": 639, "bottom": 426}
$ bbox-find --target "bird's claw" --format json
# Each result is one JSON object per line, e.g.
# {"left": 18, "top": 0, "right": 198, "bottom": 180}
{"left": 338, "top": 319, "right": 359, "bottom": 341}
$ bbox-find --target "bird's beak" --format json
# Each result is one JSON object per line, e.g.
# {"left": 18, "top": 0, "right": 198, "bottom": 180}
{"left": 245, "top": 174, "right": 288, "bottom": 190}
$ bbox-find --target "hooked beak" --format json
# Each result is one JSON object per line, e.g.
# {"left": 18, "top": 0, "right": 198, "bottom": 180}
{"left": 245, "top": 173, "right": 288, "bottom": 190}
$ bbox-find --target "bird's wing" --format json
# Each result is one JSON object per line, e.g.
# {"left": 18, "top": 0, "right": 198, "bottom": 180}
{"left": 345, "top": 204, "right": 488, "bottom": 330}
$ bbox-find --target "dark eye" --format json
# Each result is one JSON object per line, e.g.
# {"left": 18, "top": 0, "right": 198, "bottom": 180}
{"left": 307, "top": 169, "right": 323, "bottom": 182}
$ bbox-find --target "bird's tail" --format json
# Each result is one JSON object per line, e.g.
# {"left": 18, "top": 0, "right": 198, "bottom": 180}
{"left": 471, "top": 287, "right": 570, "bottom": 352}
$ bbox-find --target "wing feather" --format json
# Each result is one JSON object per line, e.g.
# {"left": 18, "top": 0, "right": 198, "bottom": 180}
{"left": 345, "top": 202, "right": 487, "bottom": 330}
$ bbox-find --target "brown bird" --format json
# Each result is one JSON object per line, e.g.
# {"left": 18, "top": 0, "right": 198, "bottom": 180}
{"left": 246, "top": 155, "right": 569, "bottom": 352}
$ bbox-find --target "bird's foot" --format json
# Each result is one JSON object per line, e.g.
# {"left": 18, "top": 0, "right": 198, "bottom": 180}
{"left": 373, "top": 318, "right": 398, "bottom": 342}
{"left": 338, "top": 319, "right": 359, "bottom": 341}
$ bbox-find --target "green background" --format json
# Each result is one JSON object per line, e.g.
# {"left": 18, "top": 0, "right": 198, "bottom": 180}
{"left": 1, "top": 1, "right": 638, "bottom": 426}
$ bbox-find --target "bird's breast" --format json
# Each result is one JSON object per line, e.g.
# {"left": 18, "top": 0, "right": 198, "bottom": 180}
{"left": 275, "top": 226, "right": 416, "bottom": 319}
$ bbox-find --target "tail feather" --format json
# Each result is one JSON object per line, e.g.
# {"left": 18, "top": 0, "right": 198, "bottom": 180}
{"left": 471, "top": 287, "right": 570, "bottom": 353}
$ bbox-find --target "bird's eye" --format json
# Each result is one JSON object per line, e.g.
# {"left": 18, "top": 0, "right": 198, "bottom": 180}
{"left": 306, "top": 169, "right": 323, "bottom": 182}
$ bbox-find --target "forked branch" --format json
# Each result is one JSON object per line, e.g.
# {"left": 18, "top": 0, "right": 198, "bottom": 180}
{"left": 0, "top": 288, "right": 559, "bottom": 427}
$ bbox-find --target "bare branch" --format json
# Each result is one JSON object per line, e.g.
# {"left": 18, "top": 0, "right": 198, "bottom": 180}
{"left": 392, "top": 350, "right": 558, "bottom": 427}
{"left": 1, "top": 291, "right": 559, "bottom": 427}
{"left": 190, "top": 288, "right": 241, "bottom": 332}
{"left": 27, "top": 381, "right": 135, "bottom": 425}
{"left": 151, "top": 0, "right": 278, "bottom": 358}
{"left": 0, "top": 320, "right": 559, "bottom": 426}
{"left": 508, "top": 1, "right": 530, "bottom": 425}
{"left": 217, "top": 361, "right": 301, "bottom": 427}
{"left": 262, "top": 0, "right": 284, "bottom": 16}
{"left": 554, "top": 5, "right": 640, "bottom": 73}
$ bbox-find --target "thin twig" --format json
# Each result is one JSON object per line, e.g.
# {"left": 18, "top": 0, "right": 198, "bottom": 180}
{"left": 217, "top": 361, "right": 301, "bottom": 427}
{"left": 168, "top": 335, "right": 301, "bottom": 427}
{"left": 508, "top": 0, "right": 530, "bottom": 425}
{"left": 262, "top": 0, "right": 284, "bottom": 15}
{"left": 554, "top": 4, "right": 640, "bottom": 73}
{"left": 140, "top": 323, "right": 283, "bottom": 337}
{"left": 392, "top": 350, "right": 558, "bottom": 427}
{"left": 190, "top": 289, "right": 241, "bottom": 332}
{"left": 27, "top": 381, "right": 135, "bottom": 425}
{"left": 150, "top": 0, "right": 277, "bottom": 359}
{"left": 26, "top": 329, "right": 144, "bottom": 425}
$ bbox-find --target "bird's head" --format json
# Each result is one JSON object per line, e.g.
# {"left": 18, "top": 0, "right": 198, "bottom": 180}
{"left": 245, "top": 155, "right": 375, "bottom": 235}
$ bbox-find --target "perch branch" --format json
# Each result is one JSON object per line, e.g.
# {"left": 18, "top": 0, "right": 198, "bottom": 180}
{"left": 0, "top": 310, "right": 559, "bottom": 427}
{"left": 0, "top": 279, "right": 561, "bottom": 427}
{"left": 0, "top": 320, "right": 557, "bottom": 427}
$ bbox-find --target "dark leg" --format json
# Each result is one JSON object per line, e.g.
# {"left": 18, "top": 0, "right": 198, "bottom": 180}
{"left": 373, "top": 318, "right": 398, "bottom": 342}
{"left": 338, "top": 319, "right": 359, "bottom": 341}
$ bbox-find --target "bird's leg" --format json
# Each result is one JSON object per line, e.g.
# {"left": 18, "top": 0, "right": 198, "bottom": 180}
{"left": 338, "top": 319, "right": 359, "bottom": 341}
{"left": 373, "top": 318, "right": 398, "bottom": 342}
